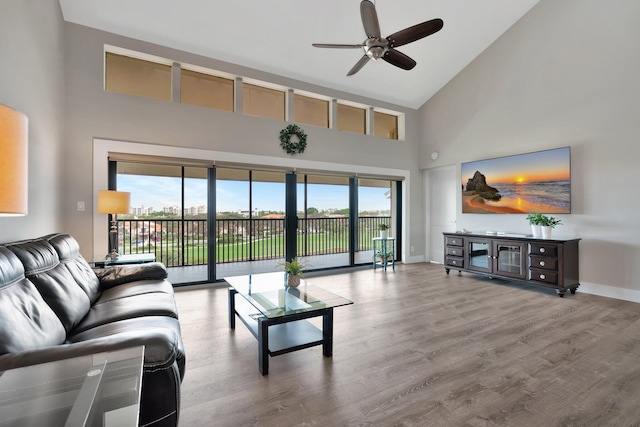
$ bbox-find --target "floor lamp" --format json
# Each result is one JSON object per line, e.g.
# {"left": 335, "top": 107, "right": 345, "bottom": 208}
{"left": 97, "top": 190, "right": 131, "bottom": 260}
{"left": 0, "top": 104, "right": 28, "bottom": 216}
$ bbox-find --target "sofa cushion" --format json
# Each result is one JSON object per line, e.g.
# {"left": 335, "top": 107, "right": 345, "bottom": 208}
{"left": 74, "top": 288, "right": 179, "bottom": 334}
{"left": 0, "top": 247, "right": 66, "bottom": 354}
{"left": 98, "top": 278, "right": 175, "bottom": 302}
{"left": 68, "top": 316, "right": 186, "bottom": 379}
{"left": 5, "top": 239, "right": 91, "bottom": 334}
{"left": 45, "top": 233, "right": 101, "bottom": 304}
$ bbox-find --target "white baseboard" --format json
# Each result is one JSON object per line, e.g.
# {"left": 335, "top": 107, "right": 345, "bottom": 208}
{"left": 576, "top": 282, "right": 640, "bottom": 304}
{"left": 404, "top": 255, "right": 426, "bottom": 264}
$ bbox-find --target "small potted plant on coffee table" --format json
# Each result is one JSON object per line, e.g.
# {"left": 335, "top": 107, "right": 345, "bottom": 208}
{"left": 277, "top": 257, "right": 307, "bottom": 288}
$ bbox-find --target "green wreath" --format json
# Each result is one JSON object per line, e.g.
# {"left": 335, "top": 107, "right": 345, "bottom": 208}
{"left": 279, "top": 124, "right": 307, "bottom": 155}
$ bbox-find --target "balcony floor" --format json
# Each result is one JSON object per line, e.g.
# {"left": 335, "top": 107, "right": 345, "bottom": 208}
{"left": 167, "top": 250, "right": 377, "bottom": 284}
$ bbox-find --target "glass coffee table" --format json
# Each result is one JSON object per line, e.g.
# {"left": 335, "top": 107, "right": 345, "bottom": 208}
{"left": 0, "top": 346, "right": 144, "bottom": 427}
{"left": 225, "top": 272, "right": 353, "bottom": 375}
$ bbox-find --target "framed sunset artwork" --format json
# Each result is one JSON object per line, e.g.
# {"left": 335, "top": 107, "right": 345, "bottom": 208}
{"left": 461, "top": 147, "right": 571, "bottom": 214}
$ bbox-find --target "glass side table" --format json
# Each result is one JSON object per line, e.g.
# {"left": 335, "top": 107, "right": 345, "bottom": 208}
{"left": 373, "top": 237, "right": 395, "bottom": 271}
{"left": 0, "top": 346, "right": 144, "bottom": 427}
{"left": 90, "top": 253, "right": 156, "bottom": 268}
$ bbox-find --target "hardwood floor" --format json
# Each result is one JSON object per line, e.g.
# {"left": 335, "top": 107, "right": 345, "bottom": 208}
{"left": 174, "top": 263, "right": 640, "bottom": 426}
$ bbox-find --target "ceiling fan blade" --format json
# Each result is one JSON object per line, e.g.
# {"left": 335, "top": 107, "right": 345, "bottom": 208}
{"left": 347, "top": 55, "right": 371, "bottom": 76}
{"left": 382, "top": 48, "right": 417, "bottom": 70}
{"left": 360, "top": 0, "right": 381, "bottom": 38}
{"left": 312, "top": 43, "right": 364, "bottom": 49}
{"left": 387, "top": 18, "right": 444, "bottom": 48}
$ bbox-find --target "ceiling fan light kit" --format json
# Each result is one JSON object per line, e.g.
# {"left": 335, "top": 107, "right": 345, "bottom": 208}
{"left": 312, "top": 0, "right": 443, "bottom": 76}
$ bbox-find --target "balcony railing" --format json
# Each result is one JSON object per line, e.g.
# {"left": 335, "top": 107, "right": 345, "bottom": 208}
{"left": 116, "top": 216, "right": 390, "bottom": 268}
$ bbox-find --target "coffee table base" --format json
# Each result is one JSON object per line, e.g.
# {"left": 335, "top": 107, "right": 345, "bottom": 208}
{"left": 229, "top": 288, "right": 334, "bottom": 375}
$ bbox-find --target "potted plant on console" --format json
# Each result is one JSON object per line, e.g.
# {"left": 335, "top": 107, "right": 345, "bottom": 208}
{"left": 527, "top": 213, "right": 562, "bottom": 239}
{"left": 527, "top": 213, "right": 544, "bottom": 238}
{"left": 539, "top": 215, "right": 562, "bottom": 239}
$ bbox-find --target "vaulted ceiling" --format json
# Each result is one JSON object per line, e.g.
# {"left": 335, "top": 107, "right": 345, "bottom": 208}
{"left": 59, "top": 0, "right": 540, "bottom": 109}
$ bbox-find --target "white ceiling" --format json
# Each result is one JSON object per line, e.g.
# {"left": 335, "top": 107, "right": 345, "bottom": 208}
{"left": 59, "top": 0, "right": 540, "bottom": 109}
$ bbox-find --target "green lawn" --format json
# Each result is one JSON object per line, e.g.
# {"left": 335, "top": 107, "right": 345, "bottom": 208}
{"left": 125, "top": 230, "right": 379, "bottom": 266}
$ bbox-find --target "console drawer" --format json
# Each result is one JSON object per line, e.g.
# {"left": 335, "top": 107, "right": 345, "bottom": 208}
{"left": 446, "top": 246, "right": 464, "bottom": 257}
{"left": 529, "top": 268, "right": 558, "bottom": 284}
{"left": 446, "top": 236, "right": 463, "bottom": 247}
{"left": 529, "top": 243, "right": 558, "bottom": 257}
{"left": 446, "top": 256, "right": 464, "bottom": 268}
{"left": 529, "top": 255, "right": 558, "bottom": 271}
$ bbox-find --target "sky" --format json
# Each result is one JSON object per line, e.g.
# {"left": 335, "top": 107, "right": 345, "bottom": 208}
{"left": 461, "top": 147, "right": 570, "bottom": 185}
{"left": 118, "top": 175, "right": 390, "bottom": 212}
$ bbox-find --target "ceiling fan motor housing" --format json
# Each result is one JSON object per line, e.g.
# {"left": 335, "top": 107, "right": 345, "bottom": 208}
{"left": 364, "top": 38, "right": 388, "bottom": 60}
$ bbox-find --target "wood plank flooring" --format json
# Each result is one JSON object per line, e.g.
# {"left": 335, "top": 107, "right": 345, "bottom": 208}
{"left": 174, "top": 263, "right": 640, "bottom": 426}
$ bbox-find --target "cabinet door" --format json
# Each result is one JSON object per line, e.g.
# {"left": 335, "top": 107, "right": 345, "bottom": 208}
{"left": 465, "top": 238, "right": 492, "bottom": 273}
{"left": 493, "top": 241, "right": 527, "bottom": 279}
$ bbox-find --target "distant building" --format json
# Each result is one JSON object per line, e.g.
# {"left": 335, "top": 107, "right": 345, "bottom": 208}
{"left": 238, "top": 208, "right": 258, "bottom": 217}
{"left": 131, "top": 205, "right": 153, "bottom": 216}
{"left": 164, "top": 205, "right": 180, "bottom": 215}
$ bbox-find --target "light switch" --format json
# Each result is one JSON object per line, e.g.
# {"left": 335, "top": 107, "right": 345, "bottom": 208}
{"left": 77, "top": 201, "right": 85, "bottom": 211}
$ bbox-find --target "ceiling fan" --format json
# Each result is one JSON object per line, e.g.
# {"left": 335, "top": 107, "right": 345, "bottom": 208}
{"left": 312, "top": 0, "right": 443, "bottom": 76}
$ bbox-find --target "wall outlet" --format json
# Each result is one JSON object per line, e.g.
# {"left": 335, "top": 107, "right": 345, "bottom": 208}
{"left": 77, "top": 201, "right": 85, "bottom": 211}
{"left": 410, "top": 245, "right": 415, "bottom": 253}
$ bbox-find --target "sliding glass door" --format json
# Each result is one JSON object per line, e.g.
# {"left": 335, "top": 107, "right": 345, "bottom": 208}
{"left": 112, "top": 160, "right": 401, "bottom": 284}
{"left": 115, "top": 162, "right": 209, "bottom": 283}
{"left": 214, "top": 168, "right": 286, "bottom": 280}
{"left": 355, "top": 179, "right": 392, "bottom": 264}
{"left": 297, "top": 174, "right": 351, "bottom": 269}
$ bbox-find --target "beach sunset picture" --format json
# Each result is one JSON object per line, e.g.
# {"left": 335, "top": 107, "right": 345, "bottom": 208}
{"left": 461, "top": 147, "right": 571, "bottom": 214}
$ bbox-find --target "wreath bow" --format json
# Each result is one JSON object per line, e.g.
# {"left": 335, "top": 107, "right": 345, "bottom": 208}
{"left": 280, "top": 124, "right": 307, "bottom": 155}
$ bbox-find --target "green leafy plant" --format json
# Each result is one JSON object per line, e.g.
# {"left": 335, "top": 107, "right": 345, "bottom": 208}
{"left": 378, "top": 223, "right": 389, "bottom": 231}
{"left": 375, "top": 249, "right": 393, "bottom": 262}
{"left": 527, "top": 213, "right": 562, "bottom": 228}
{"left": 526, "top": 213, "right": 544, "bottom": 225}
{"left": 539, "top": 215, "right": 562, "bottom": 228}
{"left": 276, "top": 257, "right": 307, "bottom": 276}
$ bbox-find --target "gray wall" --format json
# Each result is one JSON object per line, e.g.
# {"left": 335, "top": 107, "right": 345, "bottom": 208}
{"left": 62, "top": 24, "right": 425, "bottom": 261}
{"left": 0, "top": 0, "right": 65, "bottom": 240}
{"left": 420, "top": 0, "right": 640, "bottom": 300}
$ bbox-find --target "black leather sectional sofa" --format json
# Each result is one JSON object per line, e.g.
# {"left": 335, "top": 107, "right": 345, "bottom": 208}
{"left": 0, "top": 233, "right": 185, "bottom": 426}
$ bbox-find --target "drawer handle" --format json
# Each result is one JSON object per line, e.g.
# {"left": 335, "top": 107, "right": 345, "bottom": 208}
{"left": 539, "top": 248, "right": 546, "bottom": 253}
{"left": 540, "top": 274, "right": 546, "bottom": 280}
{"left": 539, "top": 261, "right": 545, "bottom": 267}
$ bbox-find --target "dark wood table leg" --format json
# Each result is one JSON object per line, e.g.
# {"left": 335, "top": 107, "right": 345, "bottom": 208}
{"left": 228, "top": 287, "right": 236, "bottom": 329}
{"left": 322, "top": 308, "right": 334, "bottom": 357}
{"left": 258, "top": 318, "right": 269, "bottom": 375}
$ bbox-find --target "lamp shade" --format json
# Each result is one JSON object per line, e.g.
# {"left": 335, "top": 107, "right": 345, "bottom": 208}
{"left": 0, "top": 104, "right": 28, "bottom": 216}
{"left": 97, "top": 190, "right": 131, "bottom": 215}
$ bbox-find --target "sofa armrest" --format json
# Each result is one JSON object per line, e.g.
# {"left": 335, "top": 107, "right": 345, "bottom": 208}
{"left": 0, "top": 327, "right": 180, "bottom": 373}
{"left": 96, "top": 262, "right": 168, "bottom": 290}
